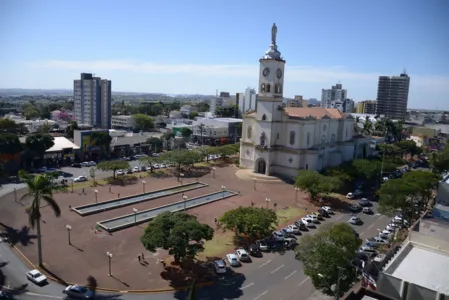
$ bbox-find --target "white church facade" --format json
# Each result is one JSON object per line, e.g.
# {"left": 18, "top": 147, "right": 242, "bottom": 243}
{"left": 239, "top": 24, "right": 370, "bottom": 180}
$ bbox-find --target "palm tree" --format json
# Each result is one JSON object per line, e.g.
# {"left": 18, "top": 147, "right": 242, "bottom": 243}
{"left": 188, "top": 279, "right": 196, "bottom": 300}
{"left": 19, "top": 172, "right": 61, "bottom": 266}
{"left": 361, "top": 117, "right": 373, "bottom": 136}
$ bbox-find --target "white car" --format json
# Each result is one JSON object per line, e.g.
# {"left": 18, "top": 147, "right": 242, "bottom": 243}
{"left": 321, "top": 206, "right": 333, "bottom": 214}
{"left": 346, "top": 192, "right": 355, "bottom": 199}
{"left": 117, "top": 169, "right": 125, "bottom": 176}
{"left": 359, "top": 246, "right": 379, "bottom": 256}
{"left": 373, "top": 236, "right": 390, "bottom": 245}
{"left": 81, "top": 162, "right": 89, "bottom": 167}
{"left": 160, "top": 163, "right": 167, "bottom": 168}
{"left": 213, "top": 260, "right": 227, "bottom": 274}
{"left": 153, "top": 164, "right": 160, "bottom": 169}
{"left": 383, "top": 177, "right": 389, "bottom": 182}
{"left": 226, "top": 253, "right": 240, "bottom": 266}
{"left": 26, "top": 269, "right": 47, "bottom": 285}
{"left": 236, "top": 248, "right": 251, "bottom": 262}
{"left": 349, "top": 216, "right": 362, "bottom": 225}
{"left": 362, "top": 207, "right": 372, "bottom": 214}
{"left": 133, "top": 166, "right": 139, "bottom": 172}
{"left": 306, "top": 214, "right": 319, "bottom": 223}
{"left": 385, "top": 224, "right": 395, "bottom": 232}
{"left": 287, "top": 224, "right": 300, "bottom": 234}
{"left": 73, "top": 176, "right": 88, "bottom": 182}
{"left": 301, "top": 217, "right": 314, "bottom": 228}
{"left": 87, "top": 161, "right": 96, "bottom": 166}
{"left": 379, "top": 230, "right": 393, "bottom": 239}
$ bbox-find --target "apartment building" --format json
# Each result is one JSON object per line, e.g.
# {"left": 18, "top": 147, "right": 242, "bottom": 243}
{"left": 356, "top": 100, "right": 378, "bottom": 114}
{"left": 73, "top": 73, "right": 112, "bottom": 129}
{"left": 111, "top": 115, "right": 136, "bottom": 129}
{"left": 321, "top": 83, "right": 347, "bottom": 111}
{"left": 376, "top": 73, "right": 410, "bottom": 120}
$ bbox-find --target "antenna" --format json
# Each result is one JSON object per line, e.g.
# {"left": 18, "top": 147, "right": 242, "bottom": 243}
{"left": 402, "top": 68, "right": 407, "bottom": 75}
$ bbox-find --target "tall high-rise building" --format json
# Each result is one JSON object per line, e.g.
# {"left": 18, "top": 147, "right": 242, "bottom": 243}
{"left": 376, "top": 73, "right": 410, "bottom": 120}
{"left": 321, "top": 83, "right": 347, "bottom": 112}
{"left": 73, "top": 73, "right": 111, "bottom": 129}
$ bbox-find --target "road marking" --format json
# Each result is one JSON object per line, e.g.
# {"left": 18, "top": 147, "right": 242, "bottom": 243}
{"left": 258, "top": 259, "right": 272, "bottom": 268}
{"left": 367, "top": 223, "right": 375, "bottom": 230}
{"left": 298, "top": 277, "right": 309, "bottom": 286}
{"left": 336, "top": 215, "right": 344, "bottom": 220}
{"left": 25, "top": 292, "right": 63, "bottom": 299}
{"left": 270, "top": 265, "right": 284, "bottom": 274}
{"left": 379, "top": 215, "right": 384, "bottom": 220}
{"left": 253, "top": 290, "right": 268, "bottom": 300}
{"left": 284, "top": 270, "right": 298, "bottom": 280}
{"left": 360, "top": 232, "right": 365, "bottom": 237}
{"left": 241, "top": 282, "right": 255, "bottom": 289}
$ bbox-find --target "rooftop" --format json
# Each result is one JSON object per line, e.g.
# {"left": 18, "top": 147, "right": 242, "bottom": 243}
{"left": 417, "top": 218, "right": 449, "bottom": 241}
{"left": 46, "top": 137, "right": 80, "bottom": 152}
{"left": 389, "top": 246, "right": 449, "bottom": 295}
{"left": 284, "top": 107, "right": 346, "bottom": 119}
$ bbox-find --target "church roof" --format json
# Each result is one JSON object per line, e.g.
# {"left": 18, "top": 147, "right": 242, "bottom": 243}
{"left": 284, "top": 107, "right": 346, "bottom": 119}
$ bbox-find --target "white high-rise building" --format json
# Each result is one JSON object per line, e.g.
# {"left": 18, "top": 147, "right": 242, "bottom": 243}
{"left": 73, "top": 73, "right": 112, "bottom": 129}
{"left": 321, "top": 83, "right": 347, "bottom": 112}
{"left": 238, "top": 87, "right": 257, "bottom": 115}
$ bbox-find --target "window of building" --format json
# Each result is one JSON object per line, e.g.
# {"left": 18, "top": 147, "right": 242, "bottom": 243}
{"left": 260, "top": 132, "right": 266, "bottom": 146}
{"left": 266, "top": 84, "right": 271, "bottom": 93}
{"left": 247, "top": 126, "right": 252, "bottom": 139}
{"left": 289, "top": 131, "right": 295, "bottom": 145}
{"left": 305, "top": 164, "right": 308, "bottom": 170}
{"left": 307, "top": 132, "right": 310, "bottom": 145}
{"left": 262, "top": 114, "right": 267, "bottom": 121}
{"left": 261, "top": 84, "right": 265, "bottom": 93}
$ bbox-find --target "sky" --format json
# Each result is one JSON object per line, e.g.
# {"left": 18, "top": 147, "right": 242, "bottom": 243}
{"left": 0, "top": 0, "right": 448, "bottom": 109}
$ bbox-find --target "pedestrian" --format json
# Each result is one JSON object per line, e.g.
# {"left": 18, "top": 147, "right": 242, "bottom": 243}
{"left": 141, "top": 253, "right": 145, "bottom": 260}
{"left": 214, "top": 218, "right": 217, "bottom": 223}
{"left": 109, "top": 186, "right": 111, "bottom": 193}
{"left": 82, "top": 188, "right": 85, "bottom": 193}
{"left": 118, "top": 193, "right": 120, "bottom": 199}
{"left": 138, "top": 255, "right": 141, "bottom": 262}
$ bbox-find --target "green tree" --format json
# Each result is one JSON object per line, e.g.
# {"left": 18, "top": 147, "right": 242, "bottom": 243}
{"left": 19, "top": 172, "right": 61, "bottom": 266}
{"left": 219, "top": 207, "right": 277, "bottom": 242}
{"left": 39, "top": 106, "right": 51, "bottom": 119}
{"left": 139, "top": 156, "right": 159, "bottom": 172}
{"left": 141, "top": 212, "right": 214, "bottom": 263}
{"left": 90, "top": 167, "right": 96, "bottom": 185}
{"left": 188, "top": 112, "right": 199, "bottom": 120}
{"left": 146, "top": 137, "right": 163, "bottom": 153}
{"left": 96, "top": 160, "right": 130, "bottom": 179}
{"left": 295, "top": 223, "right": 361, "bottom": 297}
{"left": 195, "top": 102, "right": 210, "bottom": 112}
{"left": 429, "top": 145, "right": 449, "bottom": 173}
{"left": 0, "top": 118, "right": 18, "bottom": 133}
{"left": 159, "top": 149, "right": 202, "bottom": 170}
{"left": 65, "top": 121, "right": 79, "bottom": 139}
{"left": 377, "top": 178, "right": 419, "bottom": 217}
{"left": 91, "top": 131, "right": 112, "bottom": 158}
{"left": 215, "top": 105, "right": 236, "bottom": 118}
{"left": 38, "top": 123, "right": 52, "bottom": 134}
{"left": 396, "top": 140, "right": 421, "bottom": 158}
{"left": 132, "top": 114, "right": 154, "bottom": 131}
{"left": 188, "top": 279, "right": 196, "bottom": 300}
{"left": 402, "top": 171, "right": 440, "bottom": 209}
{"left": 352, "top": 159, "right": 381, "bottom": 181}
{"left": 379, "top": 144, "right": 402, "bottom": 158}
{"left": 295, "top": 170, "right": 342, "bottom": 200}
{"left": 215, "top": 144, "right": 239, "bottom": 158}
{"left": 181, "top": 128, "right": 193, "bottom": 139}
{"left": 0, "top": 133, "right": 22, "bottom": 162}
{"left": 25, "top": 134, "right": 55, "bottom": 161}
{"left": 23, "top": 108, "right": 40, "bottom": 119}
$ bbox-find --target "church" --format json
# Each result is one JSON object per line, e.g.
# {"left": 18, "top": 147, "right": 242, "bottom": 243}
{"left": 239, "top": 24, "right": 370, "bottom": 180}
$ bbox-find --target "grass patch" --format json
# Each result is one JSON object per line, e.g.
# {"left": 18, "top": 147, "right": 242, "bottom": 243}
{"left": 71, "top": 179, "right": 107, "bottom": 190}
{"left": 276, "top": 207, "right": 307, "bottom": 225}
{"left": 198, "top": 231, "right": 234, "bottom": 260}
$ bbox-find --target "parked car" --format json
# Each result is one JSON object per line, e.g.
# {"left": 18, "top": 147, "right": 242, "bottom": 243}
{"left": 213, "top": 260, "right": 227, "bottom": 274}
{"left": 379, "top": 230, "right": 393, "bottom": 239}
{"left": 306, "top": 214, "right": 319, "bottom": 223}
{"left": 71, "top": 163, "right": 82, "bottom": 168}
{"left": 153, "top": 164, "right": 160, "bottom": 169}
{"left": 287, "top": 224, "right": 300, "bottom": 234}
{"left": 63, "top": 285, "right": 94, "bottom": 299}
{"left": 140, "top": 166, "right": 147, "bottom": 171}
{"left": 226, "top": 253, "right": 240, "bottom": 267}
{"left": 81, "top": 162, "right": 89, "bottom": 167}
{"left": 346, "top": 192, "right": 355, "bottom": 199}
{"left": 318, "top": 208, "right": 330, "bottom": 218}
{"left": 283, "top": 237, "right": 298, "bottom": 249}
{"left": 301, "top": 217, "right": 314, "bottom": 228}
{"left": 248, "top": 243, "right": 261, "bottom": 257}
{"left": 321, "top": 206, "right": 333, "bottom": 214}
{"left": 160, "top": 163, "right": 167, "bottom": 168}
{"left": 236, "top": 249, "right": 251, "bottom": 262}
{"left": 281, "top": 227, "right": 294, "bottom": 235}
{"left": 26, "top": 269, "right": 47, "bottom": 285}
{"left": 359, "top": 198, "right": 371, "bottom": 207}
{"left": 349, "top": 216, "right": 362, "bottom": 225}
{"left": 117, "top": 169, "right": 125, "bottom": 176}
{"left": 87, "top": 161, "right": 96, "bottom": 167}
{"left": 359, "top": 246, "right": 379, "bottom": 256}
{"left": 350, "top": 204, "right": 362, "bottom": 213}
{"left": 73, "top": 176, "right": 88, "bottom": 182}
{"left": 294, "top": 221, "right": 307, "bottom": 231}
{"left": 362, "top": 207, "right": 373, "bottom": 214}
{"left": 272, "top": 231, "right": 285, "bottom": 241}
{"left": 256, "top": 240, "right": 268, "bottom": 251}
{"left": 311, "top": 212, "right": 323, "bottom": 220}
{"left": 133, "top": 166, "right": 139, "bottom": 173}
{"left": 127, "top": 168, "right": 133, "bottom": 174}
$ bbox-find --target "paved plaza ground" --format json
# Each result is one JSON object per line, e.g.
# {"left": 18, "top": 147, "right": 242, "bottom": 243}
{"left": 0, "top": 164, "right": 316, "bottom": 290}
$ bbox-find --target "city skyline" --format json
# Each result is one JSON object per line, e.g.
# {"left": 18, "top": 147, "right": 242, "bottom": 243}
{"left": 0, "top": 0, "right": 448, "bottom": 109}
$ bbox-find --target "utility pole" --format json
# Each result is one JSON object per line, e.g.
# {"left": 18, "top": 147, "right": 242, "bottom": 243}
{"left": 335, "top": 266, "right": 345, "bottom": 300}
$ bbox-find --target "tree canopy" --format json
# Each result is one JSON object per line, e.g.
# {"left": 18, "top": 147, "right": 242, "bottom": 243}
{"left": 0, "top": 133, "right": 22, "bottom": 162}
{"left": 219, "top": 207, "right": 278, "bottom": 241}
{"left": 295, "top": 170, "right": 342, "bottom": 200}
{"left": 159, "top": 149, "right": 202, "bottom": 170}
{"left": 132, "top": 114, "right": 155, "bottom": 131}
{"left": 430, "top": 144, "right": 449, "bottom": 173}
{"left": 91, "top": 131, "right": 112, "bottom": 158}
{"left": 181, "top": 127, "right": 193, "bottom": 138}
{"left": 295, "top": 223, "right": 361, "bottom": 296}
{"left": 25, "top": 133, "right": 54, "bottom": 159}
{"left": 147, "top": 137, "right": 163, "bottom": 153}
{"left": 96, "top": 160, "right": 130, "bottom": 179}
{"left": 141, "top": 212, "right": 213, "bottom": 262}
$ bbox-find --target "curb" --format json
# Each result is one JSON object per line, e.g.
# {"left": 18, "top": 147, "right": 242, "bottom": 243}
{"left": 1, "top": 221, "right": 214, "bottom": 294}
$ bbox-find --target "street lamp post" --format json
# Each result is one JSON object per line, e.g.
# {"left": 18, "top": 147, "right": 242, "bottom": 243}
{"left": 180, "top": 173, "right": 184, "bottom": 185}
{"left": 221, "top": 185, "right": 226, "bottom": 199}
{"left": 66, "top": 225, "right": 72, "bottom": 245}
{"left": 142, "top": 180, "right": 146, "bottom": 193}
{"left": 106, "top": 252, "right": 113, "bottom": 276}
{"left": 253, "top": 178, "right": 257, "bottom": 190}
{"left": 14, "top": 188, "right": 17, "bottom": 202}
{"left": 71, "top": 178, "right": 74, "bottom": 193}
{"left": 295, "top": 187, "right": 300, "bottom": 202}
{"left": 183, "top": 195, "right": 188, "bottom": 211}
{"left": 265, "top": 198, "right": 270, "bottom": 209}
{"left": 133, "top": 208, "right": 138, "bottom": 224}
{"left": 212, "top": 167, "right": 216, "bottom": 179}
{"left": 94, "top": 189, "right": 98, "bottom": 203}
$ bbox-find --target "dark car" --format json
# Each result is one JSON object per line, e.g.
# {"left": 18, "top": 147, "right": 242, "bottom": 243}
{"left": 127, "top": 168, "right": 133, "bottom": 174}
{"left": 359, "top": 199, "right": 371, "bottom": 207}
{"left": 71, "top": 163, "right": 82, "bottom": 168}
{"left": 248, "top": 243, "right": 261, "bottom": 257}
{"left": 350, "top": 204, "right": 362, "bottom": 213}
{"left": 318, "top": 208, "right": 330, "bottom": 218}
{"left": 294, "top": 221, "right": 307, "bottom": 230}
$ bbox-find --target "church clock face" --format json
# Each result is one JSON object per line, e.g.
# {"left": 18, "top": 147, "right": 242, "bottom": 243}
{"left": 276, "top": 68, "right": 283, "bottom": 79}
{"left": 263, "top": 68, "right": 270, "bottom": 77}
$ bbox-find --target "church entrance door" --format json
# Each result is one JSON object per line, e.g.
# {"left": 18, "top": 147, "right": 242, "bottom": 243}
{"left": 256, "top": 159, "right": 266, "bottom": 174}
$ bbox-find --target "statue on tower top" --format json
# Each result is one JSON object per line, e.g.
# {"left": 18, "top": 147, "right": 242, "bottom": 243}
{"left": 271, "top": 23, "right": 277, "bottom": 45}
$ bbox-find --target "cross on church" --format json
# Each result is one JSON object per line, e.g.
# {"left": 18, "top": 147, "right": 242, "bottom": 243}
{"left": 288, "top": 157, "right": 293, "bottom": 163}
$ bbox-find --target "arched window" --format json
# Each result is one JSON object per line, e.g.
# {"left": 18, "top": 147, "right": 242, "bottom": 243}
{"left": 266, "top": 84, "right": 271, "bottom": 93}
{"left": 289, "top": 131, "right": 295, "bottom": 145}
{"left": 275, "top": 84, "right": 282, "bottom": 93}
{"left": 247, "top": 126, "right": 252, "bottom": 139}
{"left": 307, "top": 132, "right": 310, "bottom": 145}
{"left": 260, "top": 132, "right": 266, "bottom": 146}
{"left": 262, "top": 114, "right": 267, "bottom": 121}
{"left": 279, "top": 84, "right": 282, "bottom": 93}
{"left": 331, "top": 134, "right": 336, "bottom": 145}
{"left": 261, "top": 83, "right": 265, "bottom": 93}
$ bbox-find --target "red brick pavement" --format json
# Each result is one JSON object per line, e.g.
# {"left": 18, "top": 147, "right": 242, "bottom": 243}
{"left": 0, "top": 165, "right": 315, "bottom": 290}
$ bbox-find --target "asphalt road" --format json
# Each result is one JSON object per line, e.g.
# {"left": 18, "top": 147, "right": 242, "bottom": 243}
{"left": 0, "top": 197, "right": 392, "bottom": 300}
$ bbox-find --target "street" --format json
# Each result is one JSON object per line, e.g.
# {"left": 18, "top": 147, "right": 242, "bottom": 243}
{"left": 0, "top": 197, "right": 391, "bottom": 300}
